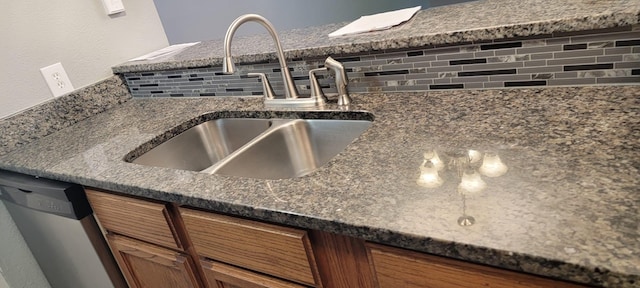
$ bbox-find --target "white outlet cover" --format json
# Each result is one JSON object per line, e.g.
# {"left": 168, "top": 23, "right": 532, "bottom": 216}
{"left": 40, "top": 62, "right": 74, "bottom": 97}
{"left": 102, "top": 0, "right": 125, "bottom": 15}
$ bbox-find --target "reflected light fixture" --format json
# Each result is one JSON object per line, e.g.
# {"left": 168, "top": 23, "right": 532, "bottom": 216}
{"left": 479, "top": 152, "right": 508, "bottom": 177}
{"left": 416, "top": 149, "right": 508, "bottom": 227}
{"left": 458, "top": 169, "right": 486, "bottom": 195}
{"left": 416, "top": 160, "right": 444, "bottom": 188}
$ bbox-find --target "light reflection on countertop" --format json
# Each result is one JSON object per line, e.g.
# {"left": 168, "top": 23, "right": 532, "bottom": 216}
{"left": 416, "top": 149, "right": 509, "bottom": 226}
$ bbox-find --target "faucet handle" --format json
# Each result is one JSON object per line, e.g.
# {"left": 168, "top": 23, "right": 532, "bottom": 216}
{"left": 247, "top": 73, "right": 275, "bottom": 99}
{"left": 308, "top": 68, "right": 328, "bottom": 106}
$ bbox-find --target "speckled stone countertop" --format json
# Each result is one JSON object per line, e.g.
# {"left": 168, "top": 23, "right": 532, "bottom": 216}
{"left": 113, "top": 0, "right": 640, "bottom": 73}
{"left": 0, "top": 86, "right": 638, "bottom": 287}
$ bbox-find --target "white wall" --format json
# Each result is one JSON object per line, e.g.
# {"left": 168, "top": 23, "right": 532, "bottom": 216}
{"left": 0, "top": 1, "right": 168, "bottom": 287}
{"left": 0, "top": 0, "right": 169, "bottom": 119}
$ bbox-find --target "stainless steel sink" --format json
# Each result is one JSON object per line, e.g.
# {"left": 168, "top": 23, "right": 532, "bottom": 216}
{"left": 205, "top": 119, "right": 372, "bottom": 179}
{"left": 132, "top": 118, "right": 272, "bottom": 171}
{"left": 130, "top": 116, "right": 372, "bottom": 179}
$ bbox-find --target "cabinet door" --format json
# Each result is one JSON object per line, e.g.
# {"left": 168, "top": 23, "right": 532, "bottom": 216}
{"left": 202, "top": 259, "right": 307, "bottom": 288}
{"left": 366, "top": 243, "right": 585, "bottom": 288}
{"left": 86, "top": 189, "right": 182, "bottom": 250}
{"left": 107, "top": 234, "right": 201, "bottom": 288}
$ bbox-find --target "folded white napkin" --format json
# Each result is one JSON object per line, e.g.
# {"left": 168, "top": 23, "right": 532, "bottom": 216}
{"left": 329, "top": 6, "right": 421, "bottom": 37}
{"left": 129, "top": 42, "right": 200, "bottom": 61}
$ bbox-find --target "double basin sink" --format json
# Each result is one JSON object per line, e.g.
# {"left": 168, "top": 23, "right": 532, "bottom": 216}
{"left": 127, "top": 112, "right": 373, "bottom": 179}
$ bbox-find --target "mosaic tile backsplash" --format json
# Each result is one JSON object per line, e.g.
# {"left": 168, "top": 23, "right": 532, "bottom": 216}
{"left": 124, "top": 28, "right": 640, "bottom": 97}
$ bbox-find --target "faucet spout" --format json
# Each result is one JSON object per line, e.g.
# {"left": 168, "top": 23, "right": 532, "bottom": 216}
{"left": 222, "top": 14, "right": 299, "bottom": 99}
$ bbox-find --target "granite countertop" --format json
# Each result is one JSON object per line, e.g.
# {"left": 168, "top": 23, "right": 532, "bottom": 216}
{"left": 0, "top": 86, "right": 638, "bottom": 287}
{"left": 113, "top": 0, "right": 640, "bottom": 73}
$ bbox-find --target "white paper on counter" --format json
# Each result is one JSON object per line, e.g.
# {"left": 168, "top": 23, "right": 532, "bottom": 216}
{"left": 328, "top": 6, "right": 421, "bottom": 37}
{"left": 128, "top": 42, "right": 200, "bottom": 61}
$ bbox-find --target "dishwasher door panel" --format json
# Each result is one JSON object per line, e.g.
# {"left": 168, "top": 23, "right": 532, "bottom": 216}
{"left": 4, "top": 201, "right": 123, "bottom": 288}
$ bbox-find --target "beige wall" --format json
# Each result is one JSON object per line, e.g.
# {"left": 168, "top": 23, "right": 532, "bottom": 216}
{"left": 0, "top": 0, "right": 169, "bottom": 119}
{"left": 0, "top": 270, "right": 9, "bottom": 288}
{"left": 0, "top": 1, "right": 168, "bottom": 287}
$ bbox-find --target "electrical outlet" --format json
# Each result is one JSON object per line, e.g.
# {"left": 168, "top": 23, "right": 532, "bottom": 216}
{"left": 40, "top": 62, "right": 74, "bottom": 97}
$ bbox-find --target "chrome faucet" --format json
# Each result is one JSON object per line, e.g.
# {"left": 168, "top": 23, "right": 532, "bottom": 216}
{"left": 222, "top": 14, "right": 300, "bottom": 99}
{"left": 223, "top": 14, "right": 352, "bottom": 108}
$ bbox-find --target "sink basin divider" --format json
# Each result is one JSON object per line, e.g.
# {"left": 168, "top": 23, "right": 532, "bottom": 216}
{"left": 200, "top": 119, "right": 299, "bottom": 175}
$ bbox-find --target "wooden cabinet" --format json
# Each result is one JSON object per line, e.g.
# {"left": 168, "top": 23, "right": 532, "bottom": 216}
{"left": 107, "top": 234, "right": 200, "bottom": 288}
{"left": 181, "top": 208, "right": 321, "bottom": 287}
{"left": 86, "top": 188, "right": 586, "bottom": 288}
{"left": 87, "top": 189, "right": 322, "bottom": 288}
{"left": 365, "top": 243, "right": 585, "bottom": 288}
{"left": 86, "top": 189, "right": 205, "bottom": 288}
{"left": 201, "top": 260, "right": 306, "bottom": 288}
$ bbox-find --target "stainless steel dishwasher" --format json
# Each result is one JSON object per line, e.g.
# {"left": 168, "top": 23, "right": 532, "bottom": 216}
{"left": 0, "top": 170, "right": 127, "bottom": 288}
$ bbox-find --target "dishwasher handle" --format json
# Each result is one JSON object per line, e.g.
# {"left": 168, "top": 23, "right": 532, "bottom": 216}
{"left": 0, "top": 170, "right": 92, "bottom": 220}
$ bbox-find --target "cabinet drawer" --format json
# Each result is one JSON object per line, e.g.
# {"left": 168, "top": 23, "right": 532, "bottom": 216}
{"left": 366, "top": 243, "right": 585, "bottom": 288}
{"left": 202, "top": 259, "right": 307, "bottom": 288}
{"left": 86, "top": 189, "right": 181, "bottom": 250}
{"left": 181, "top": 208, "right": 319, "bottom": 286}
